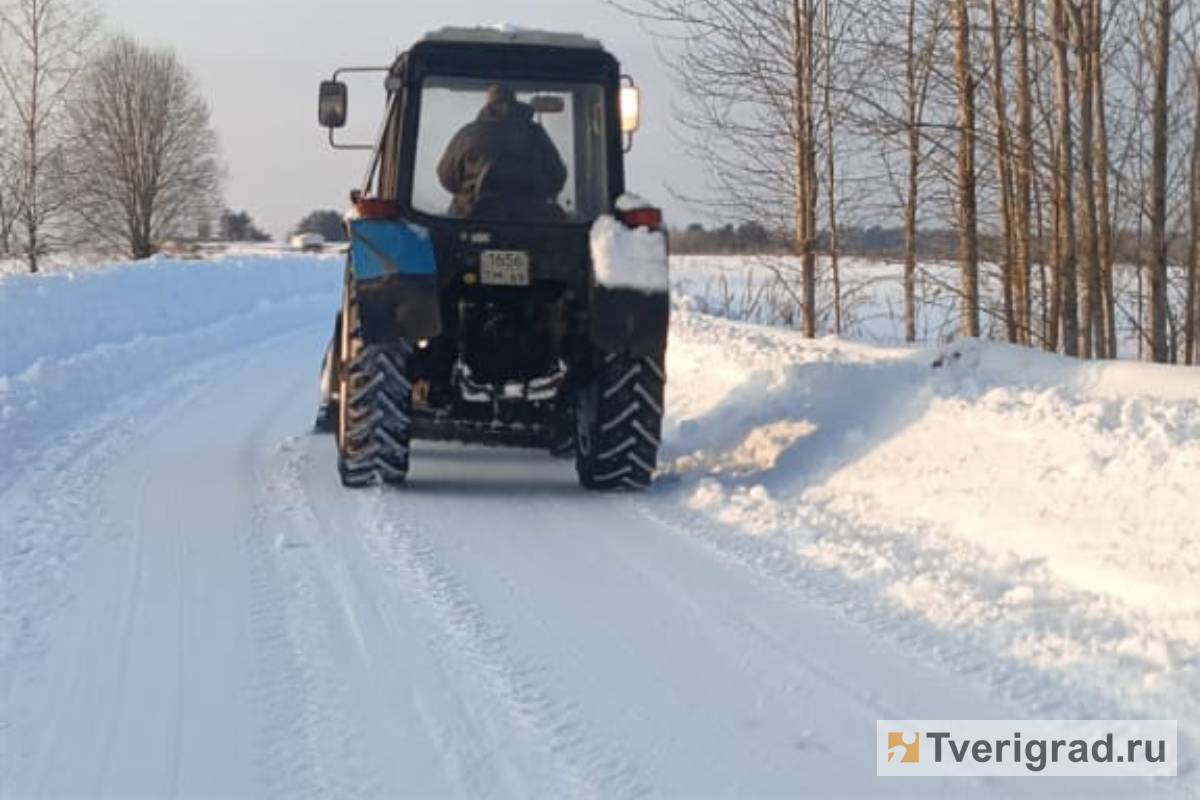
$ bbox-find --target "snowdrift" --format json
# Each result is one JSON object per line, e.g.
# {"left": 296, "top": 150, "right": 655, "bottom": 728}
{"left": 0, "top": 255, "right": 340, "bottom": 483}
{"left": 662, "top": 309, "right": 1200, "bottom": 751}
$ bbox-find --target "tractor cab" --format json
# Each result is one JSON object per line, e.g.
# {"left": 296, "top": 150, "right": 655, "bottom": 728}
{"left": 321, "top": 28, "right": 640, "bottom": 228}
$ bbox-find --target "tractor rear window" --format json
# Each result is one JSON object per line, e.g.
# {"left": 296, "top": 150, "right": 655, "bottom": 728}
{"left": 412, "top": 76, "right": 610, "bottom": 223}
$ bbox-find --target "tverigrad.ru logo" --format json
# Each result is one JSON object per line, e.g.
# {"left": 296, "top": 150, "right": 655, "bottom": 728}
{"left": 877, "top": 720, "right": 1177, "bottom": 777}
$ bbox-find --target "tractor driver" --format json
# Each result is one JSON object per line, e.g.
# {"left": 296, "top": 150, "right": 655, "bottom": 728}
{"left": 437, "top": 84, "right": 568, "bottom": 220}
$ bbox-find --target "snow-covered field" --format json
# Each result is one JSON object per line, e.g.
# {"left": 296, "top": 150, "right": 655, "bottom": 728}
{"left": 1, "top": 254, "right": 1196, "bottom": 798}
{"left": 671, "top": 253, "right": 1186, "bottom": 358}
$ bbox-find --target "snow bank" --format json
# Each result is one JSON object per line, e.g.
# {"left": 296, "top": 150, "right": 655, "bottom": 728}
{"left": 0, "top": 254, "right": 340, "bottom": 484}
{"left": 660, "top": 309, "right": 1200, "bottom": 742}
{"left": 589, "top": 215, "right": 668, "bottom": 292}
{"left": 0, "top": 253, "right": 339, "bottom": 377}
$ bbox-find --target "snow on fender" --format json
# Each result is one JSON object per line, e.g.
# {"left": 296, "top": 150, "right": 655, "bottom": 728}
{"left": 590, "top": 214, "right": 668, "bottom": 293}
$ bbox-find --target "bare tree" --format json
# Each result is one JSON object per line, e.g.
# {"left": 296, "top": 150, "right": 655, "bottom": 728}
{"left": 986, "top": 0, "right": 1018, "bottom": 342}
{"left": 0, "top": 0, "right": 98, "bottom": 271}
{"left": 1146, "top": 0, "right": 1171, "bottom": 362}
{"left": 1010, "top": 0, "right": 1036, "bottom": 345}
{"left": 0, "top": 121, "right": 20, "bottom": 255}
{"left": 822, "top": 0, "right": 842, "bottom": 334}
{"left": 615, "top": 0, "right": 1198, "bottom": 363}
{"left": 858, "top": 0, "right": 942, "bottom": 343}
{"left": 1188, "top": 51, "right": 1199, "bottom": 365}
{"left": 612, "top": 0, "right": 829, "bottom": 336}
{"left": 66, "top": 36, "right": 221, "bottom": 259}
{"left": 1091, "top": 0, "right": 1117, "bottom": 358}
{"left": 952, "top": 0, "right": 980, "bottom": 337}
{"left": 902, "top": 0, "right": 924, "bottom": 343}
{"left": 1068, "top": 0, "right": 1106, "bottom": 358}
{"left": 792, "top": 0, "right": 819, "bottom": 337}
{"left": 1050, "top": 0, "right": 1081, "bottom": 355}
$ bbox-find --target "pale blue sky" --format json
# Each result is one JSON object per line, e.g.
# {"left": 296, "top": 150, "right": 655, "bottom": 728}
{"left": 100, "top": 0, "right": 704, "bottom": 238}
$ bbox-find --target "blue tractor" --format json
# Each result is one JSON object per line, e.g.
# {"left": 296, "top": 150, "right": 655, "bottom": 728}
{"left": 315, "top": 27, "right": 669, "bottom": 490}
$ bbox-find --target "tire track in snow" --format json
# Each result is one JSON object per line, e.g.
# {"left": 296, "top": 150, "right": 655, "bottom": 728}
{"left": 94, "top": 471, "right": 150, "bottom": 796}
{"left": 244, "top": 438, "right": 336, "bottom": 800}
{"left": 360, "top": 493, "right": 652, "bottom": 800}
{"left": 2, "top": 328, "right": 335, "bottom": 798}
{"left": 245, "top": 357, "right": 397, "bottom": 800}
{"left": 0, "top": 365, "right": 217, "bottom": 797}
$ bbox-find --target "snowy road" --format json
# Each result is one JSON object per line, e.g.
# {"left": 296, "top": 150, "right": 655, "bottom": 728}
{"left": 1, "top": 325, "right": 988, "bottom": 798}
{"left": 1, "top": 257, "right": 1194, "bottom": 798}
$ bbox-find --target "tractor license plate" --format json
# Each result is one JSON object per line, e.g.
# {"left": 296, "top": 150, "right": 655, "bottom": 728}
{"left": 480, "top": 251, "right": 530, "bottom": 286}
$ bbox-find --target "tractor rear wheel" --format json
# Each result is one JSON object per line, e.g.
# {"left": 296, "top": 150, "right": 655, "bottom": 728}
{"left": 574, "top": 349, "right": 665, "bottom": 491}
{"left": 336, "top": 287, "right": 413, "bottom": 488}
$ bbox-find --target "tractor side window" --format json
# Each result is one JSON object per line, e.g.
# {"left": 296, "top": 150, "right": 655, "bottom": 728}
{"left": 412, "top": 76, "right": 609, "bottom": 223}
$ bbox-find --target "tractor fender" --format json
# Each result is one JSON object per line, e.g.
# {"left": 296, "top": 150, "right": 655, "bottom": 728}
{"left": 348, "top": 218, "right": 443, "bottom": 343}
{"left": 589, "top": 286, "right": 669, "bottom": 357}
{"left": 588, "top": 214, "right": 669, "bottom": 356}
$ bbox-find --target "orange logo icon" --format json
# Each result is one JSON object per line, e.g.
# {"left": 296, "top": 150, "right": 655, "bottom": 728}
{"left": 887, "top": 731, "right": 920, "bottom": 764}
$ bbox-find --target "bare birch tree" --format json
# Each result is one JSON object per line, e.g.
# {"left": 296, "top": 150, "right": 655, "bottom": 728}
{"left": 1010, "top": 0, "right": 1036, "bottom": 345}
{"left": 902, "top": 0, "right": 924, "bottom": 343}
{"left": 1146, "top": 0, "right": 1171, "bottom": 362}
{"left": 1065, "top": 0, "right": 1102, "bottom": 358}
{"left": 615, "top": 0, "right": 1197, "bottom": 362}
{"left": 952, "top": 0, "right": 981, "bottom": 337}
{"left": 0, "top": 0, "right": 97, "bottom": 271}
{"left": 822, "top": 0, "right": 841, "bottom": 334}
{"left": 1050, "top": 0, "right": 1081, "bottom": 355}
{"left": 1188, "top": 45, "right": 1199, "bottom": 364}
{"left": 791, "top": 0, "right": 818, "bottom": 336}
{"left": 1091, "top": 0, "right": 1117, "bottom": 358}
{"left": 66, "top": 36, "right": 221, "bottom": 259}
{"left": 613, "top": 0, "right": 827, "bottom": 336}
{"left": 986, "top": 0, "right": 1018, "bottom": 342}
{"left": 0, "top": 116, "right": 20, "bottom": 255}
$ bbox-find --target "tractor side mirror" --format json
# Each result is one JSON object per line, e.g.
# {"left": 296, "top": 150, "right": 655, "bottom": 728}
{"left": 319, "top": 80, "right": 348, "bottom": 129}
{"left": 619, "top": 84, "right": 640, "bottom": 134}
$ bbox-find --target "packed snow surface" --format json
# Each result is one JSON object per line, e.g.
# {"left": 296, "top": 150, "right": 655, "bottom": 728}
{"left": 590, "top": 214, "right": 669, "bottom": 292}
{"left": 0, "top": 254, "right": 1196, "bottom": 798}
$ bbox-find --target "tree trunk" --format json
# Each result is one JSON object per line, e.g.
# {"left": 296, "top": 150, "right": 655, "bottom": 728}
{"left": 792, "top": 0, "right": 817, "bottom": 338}
{"left": 988, "top": 0, "right": 1018, "bottom": 343}
{"left": 1010, "top": 0, "right": 1035, "bottom": 346}
{"left": 1069, "top": 0, "right": 1104, "bottom": 358}
{"left": 902, "top": 0, "right": 921, "bottom": 344}
{"left": 822, "top": 0, "right": 841, "bottom": 335}
{"left": 25, "top": 4, "right": 41, "bottom": 275}
{"left": 1187, "top": 61, "right": 1200, "bottom": 366}
{"left": 1147, "top": 0, "right": 1171, "bottom": 363}
{"left": 804, "top": 2, "right": 818, "bottom": 339}
{"left": 1049, "top": 165, "right": 1063, "bottom": 351}
{"left": 1036, "top": 175, "right": 1051, "bottom": 348}
{"left": 903, "top": 128, "right": 919, "bottom": 344}
{"left": 1050, "top": 0, "right": 1079, "bottom": 356}
{"left": 952, "top": 0, "right": 980, "bottom": 338}
{"left": 1091, "top": 0, "right": 1117, "bottom": 358}
{"left": 1031, "top": 0, "right": 1058, "bottom": 349}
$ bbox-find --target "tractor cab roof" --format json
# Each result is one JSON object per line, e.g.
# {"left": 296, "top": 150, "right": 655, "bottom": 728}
{"left": 395, "top": 26, "right": 619, "bottom": 85}
{"left": 419, "top": 26, "right": 604, "bottom": 51}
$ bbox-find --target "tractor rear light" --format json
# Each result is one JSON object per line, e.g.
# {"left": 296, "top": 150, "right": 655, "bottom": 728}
{"left": 617, "top": 207, "right": 662, "bottom": 230}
